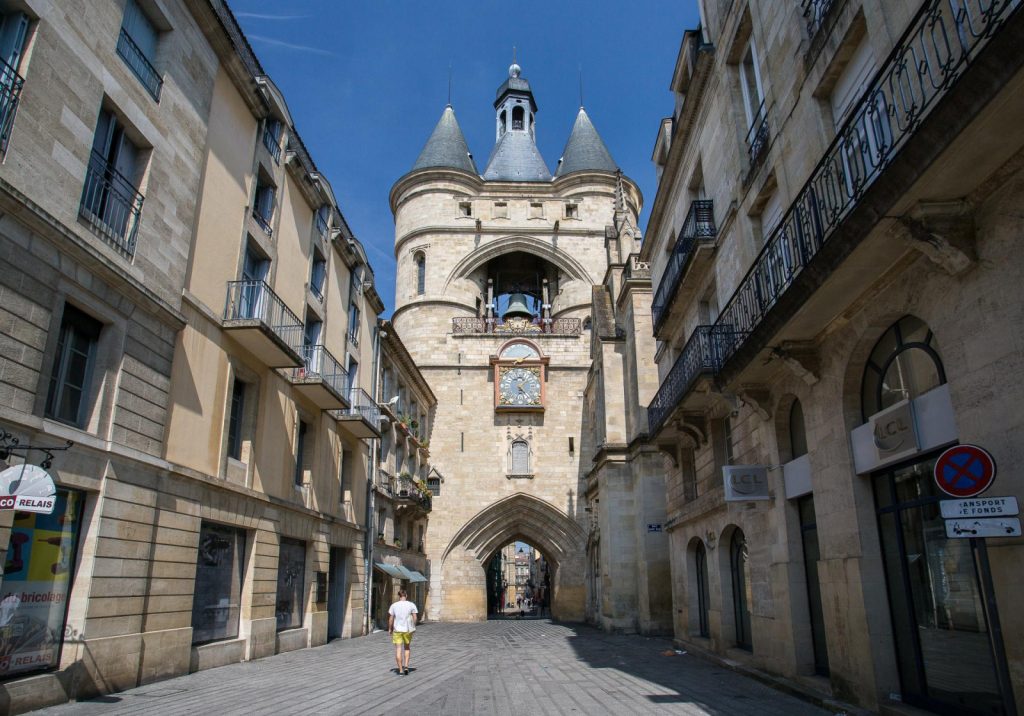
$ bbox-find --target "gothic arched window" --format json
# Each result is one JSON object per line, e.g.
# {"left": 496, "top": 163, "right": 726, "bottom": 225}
{"left": 414, "top": 252, "right": 425, "bottom": 295}
{"left": 509, "top": 440, "right": 530, "bottom": 476}
{"left": 860, "top": 315, "right": 945, "bottom": 420}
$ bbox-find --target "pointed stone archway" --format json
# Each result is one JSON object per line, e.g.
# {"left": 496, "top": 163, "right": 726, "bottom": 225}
{"left": 438, "top": 494, "right": 587, "bottom": 622}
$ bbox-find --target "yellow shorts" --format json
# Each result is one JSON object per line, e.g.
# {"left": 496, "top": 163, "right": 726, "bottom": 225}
{"left": 391, "top": 631, "right": 413, "bottom": 645}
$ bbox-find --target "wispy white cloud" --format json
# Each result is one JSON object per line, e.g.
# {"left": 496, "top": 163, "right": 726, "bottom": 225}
{"left": 234, "top": 12, "right": 310, "bottom": 20}
{"left": 247, "top": 34, "right": 335, "bottom": 57}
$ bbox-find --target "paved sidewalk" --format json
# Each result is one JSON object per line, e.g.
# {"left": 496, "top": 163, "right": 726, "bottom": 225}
{"left": 36, "top": 620, "right": 838, "bottom": 715}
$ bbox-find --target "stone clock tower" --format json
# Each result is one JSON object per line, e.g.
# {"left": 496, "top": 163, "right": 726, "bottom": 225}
{"left": 389, "top": 64, "right": 641, "bottom": 621}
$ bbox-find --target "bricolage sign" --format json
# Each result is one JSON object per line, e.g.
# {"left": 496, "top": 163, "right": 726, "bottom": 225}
{"left": 0, "top": 464, "right": 57, "bottom": 514}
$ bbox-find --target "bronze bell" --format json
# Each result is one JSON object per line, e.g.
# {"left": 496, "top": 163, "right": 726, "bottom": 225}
{"left": 503, "top": 292, "right": 533, "bottom": 320}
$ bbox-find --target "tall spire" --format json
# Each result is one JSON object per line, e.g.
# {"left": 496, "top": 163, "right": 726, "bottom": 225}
{"left": 483, "top": 63, "right": 551, "bottom": 181}
{"left": 554, "top": 107, "right": 617, "bottom": 177}
{"left": 412, "top": 105, "right": 477, "bottom": 174}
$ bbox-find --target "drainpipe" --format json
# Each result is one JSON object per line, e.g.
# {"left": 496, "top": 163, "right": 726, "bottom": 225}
{"left": 363, "top": 319, "right": 383, "bottom": 635}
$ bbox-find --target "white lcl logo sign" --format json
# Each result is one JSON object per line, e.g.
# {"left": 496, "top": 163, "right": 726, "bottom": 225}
{"left": 723, "top": 466, "right": 770, "bottom": 501}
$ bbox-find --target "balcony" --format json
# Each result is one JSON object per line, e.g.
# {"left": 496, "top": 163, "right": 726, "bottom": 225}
{"left": 223, "top": 280, "right": 303, "bottom": 368}
{"left": 711, "top": 0, "right": 1021, "bottom": 385}
{"left": 334, "top": 387, "right": 381, "bottom": 439}
{"left": 0, "top": 58, "right": 25, "bottom": 154}
{"left": 394, "top": 474, "right": 432, "bottom": 514}
{"left": 745, "top": 100, "right": 770, "bottom": 177}
{"left": 375, "top": 469, "right": 394, "bottom": 498}
{"left": 651, "top": 200, "right": 716, "bottom": 334}
{"left": 288, "top": 344, "right": 349, "bottom": 409}
{"left": 116, "top": 28, "right": 162, "bottom": 101}
{"left": 452, "top": 317, "right": 581, "bottom": 336}
{"left": 647, "top": 326, "right": 721, "bottom": 436}
{"left": 79, "top": 150, "right": 145, "bottom": 259}
{"left": 261, "top": 125, "right": 282, "bottom": 163}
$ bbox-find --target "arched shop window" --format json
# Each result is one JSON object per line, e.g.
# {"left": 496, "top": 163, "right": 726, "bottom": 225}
{"left": 789, "top": 399, "right": 808, "bottom": 459}
{"left": 694, "top": 541, "right": 710, "bottom": 638}
{"left": 730, "top": 529, "right": 752, "bottom": 650}
{"left": 860, "top": 315, "right": 945, "bottom": 420}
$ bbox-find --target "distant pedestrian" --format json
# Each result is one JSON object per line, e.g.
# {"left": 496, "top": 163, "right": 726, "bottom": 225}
{"left": 388, "top": 589, "right": 419, "bottom": 675}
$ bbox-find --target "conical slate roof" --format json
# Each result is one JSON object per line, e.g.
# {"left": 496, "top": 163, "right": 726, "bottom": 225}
{"left": 555, "top": 108, "right": 617, "bottom": 177}
{"left": 482, "top": 131, "right": 552, "bottom": 182}
{"left": 412, "top": 105, "right": 478, "bottom": 174}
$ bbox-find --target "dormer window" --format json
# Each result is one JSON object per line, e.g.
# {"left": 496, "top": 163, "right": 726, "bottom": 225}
{"left": 512, "top": 106, "right": 525, "bottom": 131}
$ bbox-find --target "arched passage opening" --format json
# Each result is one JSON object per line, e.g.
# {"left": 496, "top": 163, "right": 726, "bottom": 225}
{"left": 485, "top": 540, "right": 551, "bottom": 619}
{"left": 438, "top": 494, "right": 586, "bottom": 622}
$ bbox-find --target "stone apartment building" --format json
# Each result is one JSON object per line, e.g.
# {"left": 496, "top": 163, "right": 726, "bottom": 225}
{"left": 369, "top": 320, "right": 435, "bottom": 628}
{"left": 643, "top": 1, "right": 1023, "bottom": 714}
{"left": 0, "top": 0, "right": 424, "bottom": 711}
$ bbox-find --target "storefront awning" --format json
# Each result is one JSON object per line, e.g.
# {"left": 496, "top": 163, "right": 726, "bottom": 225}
{"left": 405, "top": 570, "right": 428, "bottom": 583}
{"left": 374, "top": 562, "right": 405, "bottom": 579}
{"left": 392, "top": 564, "right": 417, "bottom": 581}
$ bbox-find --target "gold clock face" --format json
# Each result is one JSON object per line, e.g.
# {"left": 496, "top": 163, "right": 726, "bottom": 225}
{"left": 498, "top": 367, "right": 541, "bottom": 407}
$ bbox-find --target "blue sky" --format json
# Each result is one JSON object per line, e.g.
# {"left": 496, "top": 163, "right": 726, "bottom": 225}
{"left": 231, "top": 1, "right": 700, "bottom": 313}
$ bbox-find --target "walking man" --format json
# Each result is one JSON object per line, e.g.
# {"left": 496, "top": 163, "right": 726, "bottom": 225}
{"left": 388, "top": 588, "right": 418, "bottom": 675}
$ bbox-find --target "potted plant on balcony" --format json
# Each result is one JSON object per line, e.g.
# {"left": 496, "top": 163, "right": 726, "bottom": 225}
{"left": 398, "top": 471, "right": 412, "bottom": 496}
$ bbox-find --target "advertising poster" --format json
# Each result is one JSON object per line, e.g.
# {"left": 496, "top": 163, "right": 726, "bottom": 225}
{"left": 0, "top": 491, "right": 82, "bottom": 677}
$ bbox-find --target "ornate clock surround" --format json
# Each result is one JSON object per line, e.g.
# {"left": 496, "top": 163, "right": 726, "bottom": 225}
{"left": 490, "top": 339, "right": 549, "bottom": 412}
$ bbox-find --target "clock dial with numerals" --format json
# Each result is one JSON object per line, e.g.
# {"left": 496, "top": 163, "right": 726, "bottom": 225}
{"left": 498, "top": 367, "right": 542, "bottom": 407}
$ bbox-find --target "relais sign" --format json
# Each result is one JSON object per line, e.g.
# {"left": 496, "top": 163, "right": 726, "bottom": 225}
{"left": 0, "top": 464, "right": 57, "bottom": 514}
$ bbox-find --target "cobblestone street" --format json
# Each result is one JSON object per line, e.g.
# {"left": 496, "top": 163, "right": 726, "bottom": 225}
{"left": 35, "top": 621, "right": 839, "bottom": 715}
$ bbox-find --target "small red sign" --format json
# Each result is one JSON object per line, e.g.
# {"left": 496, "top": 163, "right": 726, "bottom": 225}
{"left": 934, "top": 444, "right": 996, "bottom": 498}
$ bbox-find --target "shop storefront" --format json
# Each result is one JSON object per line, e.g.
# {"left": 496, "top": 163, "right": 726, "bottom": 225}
{"left": 0, "top": 490, "right": 83, "bottom": 678}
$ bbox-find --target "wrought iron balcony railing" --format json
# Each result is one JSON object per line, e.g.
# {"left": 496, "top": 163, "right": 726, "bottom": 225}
{"left": 623, "top": 253, "right": 651, "bottom": 282}
{"left": 343, "top": 386, "right": 381, "bottom": 425}
{"left": 0, "top": 58, "right": 24, "bottom": 154}
{"left": 292, "top": 344, "right": 348, "bottom": 395}
{"left": 251, "top": 206, "right": 273, "bottom": 236}
{"left": 651, "top": 199, "right": 716, "bottom": 332}
{"left": 223, "top": 280, "right": 303, "bottom": 349}
{"left": 647, "top": 325, "right": 719, "bottom": 435}
{"left": 452, "top": 316, "right": 582, "bottom": 336}
{"left": 745, "top": 100, "right": 770, "bottom": 172}
{"left": 801, "top": 0, "right": 839, "bottom": 40}
{"left": 713, "top": 0, "right": 1019, "bottom": 377}
{"left": 116, "top": 28, "right": 162, "bottom": 101}
{"left": 262, "top": 125, "right": 281, "bottom": 163}
{"left": 79, "top": 150, "right": 145, "bottom": 258}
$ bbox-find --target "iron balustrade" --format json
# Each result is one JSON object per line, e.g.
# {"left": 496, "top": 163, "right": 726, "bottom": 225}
{"left": 251, "top": 206, "right": 273, "bottom": 236}
{"left": 309, "top": 281, "right": 324, "bottom": 302}
{"left": 745, "top": 100, "right": 770, "bottom": 171}
{"left": 624, "top": 253, "right": 651, "bottom": 281}
{"left": 344, "top": 387, "right": 381, "bottom": 425}
{"left": 261, "top": 125, "right": 281, "bottom": 163}
{"left": 223, "top": 280, "right": 303, "bottom": 351}
{"left": 647, "top": 326, "right": 719, "bottom": 435}
{"left": 451, "top": 317, "right": 582, "bottom": 335}
{"left": 79, "top": 150, "right": 145, "bottom": 258}
{"left": 292, "top": 344, "right": 348, "bottom": 397}
{"left": 651, "top": 199, "right": 717, "bottom": 332}
{"left": 347, "top": 329, "right": 359, "bottom": 348}
{"left": 116, "top": 28, "right": 162, "bottom": 101}
{"left": 801, "top": 0, "right": 839, "bottom": 40}
{"left": 0, "top": 58, "right": 24, "bottom": 154}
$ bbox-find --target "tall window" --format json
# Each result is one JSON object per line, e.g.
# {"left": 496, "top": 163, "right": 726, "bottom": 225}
{"left": 191, "top": 522, "right": 246, "bottom": 645}
{"left": 377, "top": 508, "right": 386, "bottom": 539}
{"left": 512, "top": 105, "right": 524, "bottom": 130}
{"left": 118, "top": 0, "right": 162, "bottom": 100}
{"left": 262, "top": 118, "right": 282, "bottom": 163}
{"left": 738, "top": 40, "right": 767, "bottom": 167}
{"left": 81, "top": 108, "right": 145, "bottom": 256}
{"left": 694, "top": 541, "right": 710, "bottom": 638}
{"left": 860, "top": 315, "right": 945, "bottom": 420}
{"left": 252, "top": 176, "right": 275, "bottom": 235}
{"left": 730, "top": 529, "right": 752, "bottom": 650}
{"left": 339, "top": 446, "right": 352, "bottom": 502}
{"left": 414, "top": 252, "right": 425, "bottom": 295}
{"left": 239, "top": 245, "right": 269, "bottom": 319}
{"left": 275, "top": 538, "right": 306, "bottom": 631}
{"left": 0, "top": 9, "right": 29, "bottom": 153}
{"left": 294, "top": 420, "right": 309, "bottom": 486}
{"left": 346, "top": 354, "right": 359, "bottom": 393}
{"left": 46, "top": 304, "right": 102, "bottom": 427}
{"left": 509, "top": 440, "right": 530, "bottom": 475}
{"left": 309, "top": 250, "right": 327, "bottom": 301}
{"left": 347, "top": 305, "right": 360, "bottom": 346}
{"left": 227, "top": 378, "right": 246, "bottom": 460}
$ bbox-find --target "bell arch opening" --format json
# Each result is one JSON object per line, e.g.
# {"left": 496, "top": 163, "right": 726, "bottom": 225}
{"left": 437, "top": 494, "right": 587, "bottom": 622}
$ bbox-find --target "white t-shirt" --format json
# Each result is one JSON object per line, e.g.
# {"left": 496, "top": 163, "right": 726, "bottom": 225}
{"left": 389, "top": 599, "right": 418, "bottom": 632}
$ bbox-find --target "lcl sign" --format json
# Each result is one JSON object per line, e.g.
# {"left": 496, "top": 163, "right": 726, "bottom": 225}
{"left": 723, "top": 466, "right": 770, "bottom": 502}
